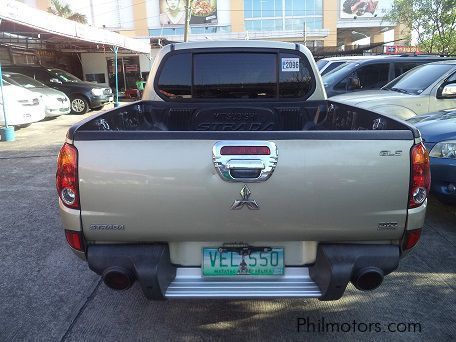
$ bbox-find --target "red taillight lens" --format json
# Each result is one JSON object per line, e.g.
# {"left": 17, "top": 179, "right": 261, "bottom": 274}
{"left": 220, "top": 146, "right": 270, "bottom": 155}
{"left": 402, "top": 228, "right": 422, "bottom": 251}
{"left": 65, "top": 229, "right": 84, "bottom": 251}
{"left": 409, "top": 143, "right": 431, "bottom": 208}
{"left": 56, "top": 143, "right": 79, "bottom": 209}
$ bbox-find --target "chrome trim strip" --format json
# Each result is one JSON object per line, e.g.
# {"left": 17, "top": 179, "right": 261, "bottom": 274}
{"left": 165, "top": 267, "right": 321, "bottom": 298}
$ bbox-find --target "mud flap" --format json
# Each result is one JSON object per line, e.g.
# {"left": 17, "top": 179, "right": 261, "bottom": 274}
{"left": 309, "top": 244, "right": 400, "bottom": 301}
{"left": 87, "top": 244, "right": 176, "bottom": 300}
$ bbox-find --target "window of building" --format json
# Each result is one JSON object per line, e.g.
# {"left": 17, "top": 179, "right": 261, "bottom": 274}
{"left": 245, "top": 0, "right": 323, "bottom": 32}
{"left": 149, "top": 26, "right": 231, "bottom": 36}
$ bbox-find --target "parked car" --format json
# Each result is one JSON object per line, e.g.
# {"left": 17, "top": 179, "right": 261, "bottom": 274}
{"left": 330, "top": 61, "right": 456, "bottom": 120}
{"left": 0, "top": 79, "right": 45, "bottom": 127}
{"left": 58, "top": 41, "right": 428, "bottom": 301}
{"left": 2, "top": 65, "right": 112, "bottom": 114}
{"left": 3, "top": 72, "right": 70, "bottom": 118}
{"left": 322, "top": 55, "right": 455, "bottom": 97}
{"left": 408, "top": 109, "right": 456, "bottom": 204}
{"left": 317, "top": 55, "right": 374, "bottom": 76}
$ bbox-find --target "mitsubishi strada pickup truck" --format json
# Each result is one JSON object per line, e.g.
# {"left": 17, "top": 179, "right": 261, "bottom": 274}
{"left": 57, "top": 41, "right": 429, "bottom": 301}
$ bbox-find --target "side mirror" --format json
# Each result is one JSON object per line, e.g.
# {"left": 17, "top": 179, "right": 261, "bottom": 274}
{"left": 438, "top": 83, "right": 456, "bottom": 99}
{"left": 50, "top": 78, "right": 62, "bottom": 84}
{"left": 347, "top": 76, "right": 361, "bottom": 90}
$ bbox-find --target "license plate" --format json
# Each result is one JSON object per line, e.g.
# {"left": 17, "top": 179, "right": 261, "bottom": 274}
{"left": 109, "top": 96, "right": 113, "bottom": 102}
{"left": 202, "top": 247, "right": 284, "bottom": 276}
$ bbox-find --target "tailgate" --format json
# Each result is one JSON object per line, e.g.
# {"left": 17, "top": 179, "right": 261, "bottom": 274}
{"left": 77, "top": 137, "right": 412, "bottom": 242}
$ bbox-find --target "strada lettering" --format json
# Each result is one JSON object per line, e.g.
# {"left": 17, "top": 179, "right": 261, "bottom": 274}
{"left": 89, "top": 224, "right": 125, "bottom": 231}
{"left": 197, "top": 122, "right": 275, "bottom": 131}
{"left": 213, "top": 112, "right": 257, "bottom": 121}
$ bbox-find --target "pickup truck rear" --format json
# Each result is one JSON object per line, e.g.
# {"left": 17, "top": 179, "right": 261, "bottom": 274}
{"left": 57, "top": 41, "right": 429, "bottom": 301}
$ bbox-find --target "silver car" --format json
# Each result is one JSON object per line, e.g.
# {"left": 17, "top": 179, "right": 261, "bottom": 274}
{"left": 330, "top": 61, "right": 456, "bottom": 120}
{"left": 3, "top": 72, "right": 70, "bottom": 117}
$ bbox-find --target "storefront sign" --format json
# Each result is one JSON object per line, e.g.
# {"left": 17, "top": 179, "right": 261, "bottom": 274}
{"left": 159, "top": 0, "right": 217, "bottom": 26}
{"left": 340, "top": 0, "right": 393, "bottom": 19}
{"left": 385, "top": 45, "right": 422, "bottom": 55}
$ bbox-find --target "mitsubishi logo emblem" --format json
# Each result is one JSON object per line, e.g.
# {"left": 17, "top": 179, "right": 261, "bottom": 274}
{"left": 231, "top": 185, "right": 259, "bottom": 210}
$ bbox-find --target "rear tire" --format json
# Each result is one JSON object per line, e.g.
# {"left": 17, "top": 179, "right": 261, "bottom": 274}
{"left": 70, "top": 96, "right": 89, "bottom": 114}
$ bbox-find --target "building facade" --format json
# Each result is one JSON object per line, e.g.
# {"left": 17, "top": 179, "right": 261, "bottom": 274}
{"left": 24, "top": 0, "right": 406, "bottom": 48}
{"left": 17, "top": 0, "right": 407, "bottom": 91}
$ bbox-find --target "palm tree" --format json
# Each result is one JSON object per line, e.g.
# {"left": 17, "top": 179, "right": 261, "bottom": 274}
{"left": 48, "top": 0, "right": 88, "bottom": 24}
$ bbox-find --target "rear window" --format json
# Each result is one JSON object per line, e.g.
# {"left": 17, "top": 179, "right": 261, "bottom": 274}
{"left": 156, "top": 53, "right": 192, "bottom": 99}
{"left": 194, "top": 53, "right": 276, "bottom": 99}
{"left": 156, "top": 50, "right": 314, "bottom": 100}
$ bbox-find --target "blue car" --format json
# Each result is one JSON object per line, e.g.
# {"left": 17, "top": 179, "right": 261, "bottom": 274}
{"left": 408, "top": 110, "right": 456, "bottom": 203}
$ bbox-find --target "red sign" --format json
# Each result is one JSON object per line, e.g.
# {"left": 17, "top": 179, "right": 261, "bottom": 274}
{"left": 385, "top": 45, "right": 422, "bottom": 55}
{"left": 125, "top": 64, "right": 138, "bottom": 72}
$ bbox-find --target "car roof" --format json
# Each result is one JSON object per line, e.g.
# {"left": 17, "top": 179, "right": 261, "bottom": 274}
{"left": 424, "top": 59, "right": 456, "bottom": 65}
{"left": 321, "top": 55, "right": 455, "bottom": 64}
{"left": 2, "top": 71, "right": 29, "bottom": 75}
{"left": 321, "top": 56, "right": 383, "bottom": 61}
{"left": 3, "top": 64, "right": 47, "bottom": 69}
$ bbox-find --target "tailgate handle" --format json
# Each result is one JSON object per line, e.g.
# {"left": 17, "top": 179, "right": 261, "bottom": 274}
{"left": 226, "top": 160, "right": 265, "bottom": 170}
{"left": 213, "top": 141, "right": 278, "bottom": 183}
{"left": 227, "top": 160, "right": 264, "bottom": 179}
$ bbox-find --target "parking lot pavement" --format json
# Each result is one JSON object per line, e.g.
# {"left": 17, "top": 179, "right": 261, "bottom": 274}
{"left": 1, "top": 113, "right": 455, "bottom": 341}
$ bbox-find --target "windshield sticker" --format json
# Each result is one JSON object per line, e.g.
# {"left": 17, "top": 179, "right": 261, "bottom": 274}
{"left": 281, "top": 58, "right": 300, "bottom": 72}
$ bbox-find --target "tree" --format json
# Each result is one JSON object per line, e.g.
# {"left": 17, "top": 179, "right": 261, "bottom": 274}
{"left": 386, "top": 0, "right": 456, "bottom": 55}
{"left": 48, "top": 0, "right": 88, "bottom": 24}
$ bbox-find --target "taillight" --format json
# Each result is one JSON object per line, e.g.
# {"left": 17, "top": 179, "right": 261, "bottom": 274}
{"left": 56, "top": 143, "right": 79, "bottom": 209}
{"left": 220, "top": 146, "right": 270, "bottom": 155}
{"left": 65, "top": 229, "right": 84, "bottom": 251}
{"left": 401, "top": 228, "right": 422, "bottom": 251}
{"left": 409, "top": 143, "right": 430, "bottom": 208}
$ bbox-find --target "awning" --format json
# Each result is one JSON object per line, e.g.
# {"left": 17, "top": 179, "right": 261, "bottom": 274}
{"left": 0, "top": 0, "right": 150, "bottom": 54}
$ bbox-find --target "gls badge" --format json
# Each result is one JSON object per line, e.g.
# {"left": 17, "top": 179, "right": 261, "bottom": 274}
{"left": 379, "top": 150, "right": 402, "bottom": 157}
{"left": 231, "top": 185, "right": 259, "bottom": 210}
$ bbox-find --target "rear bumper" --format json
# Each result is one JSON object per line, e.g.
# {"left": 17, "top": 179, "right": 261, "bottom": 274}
{"left": 86, "top": 243, "right": 400, "bottom": 301}
{"left": 167, "top": 267, "right": 321, "bottom": 298}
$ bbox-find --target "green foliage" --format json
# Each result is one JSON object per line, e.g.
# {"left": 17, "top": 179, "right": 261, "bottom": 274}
{"left": 387, "top": 0, "right": 456, "bottom": 55}
{"left": 48, "top": 0, "right": 88, "bottom": 24}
